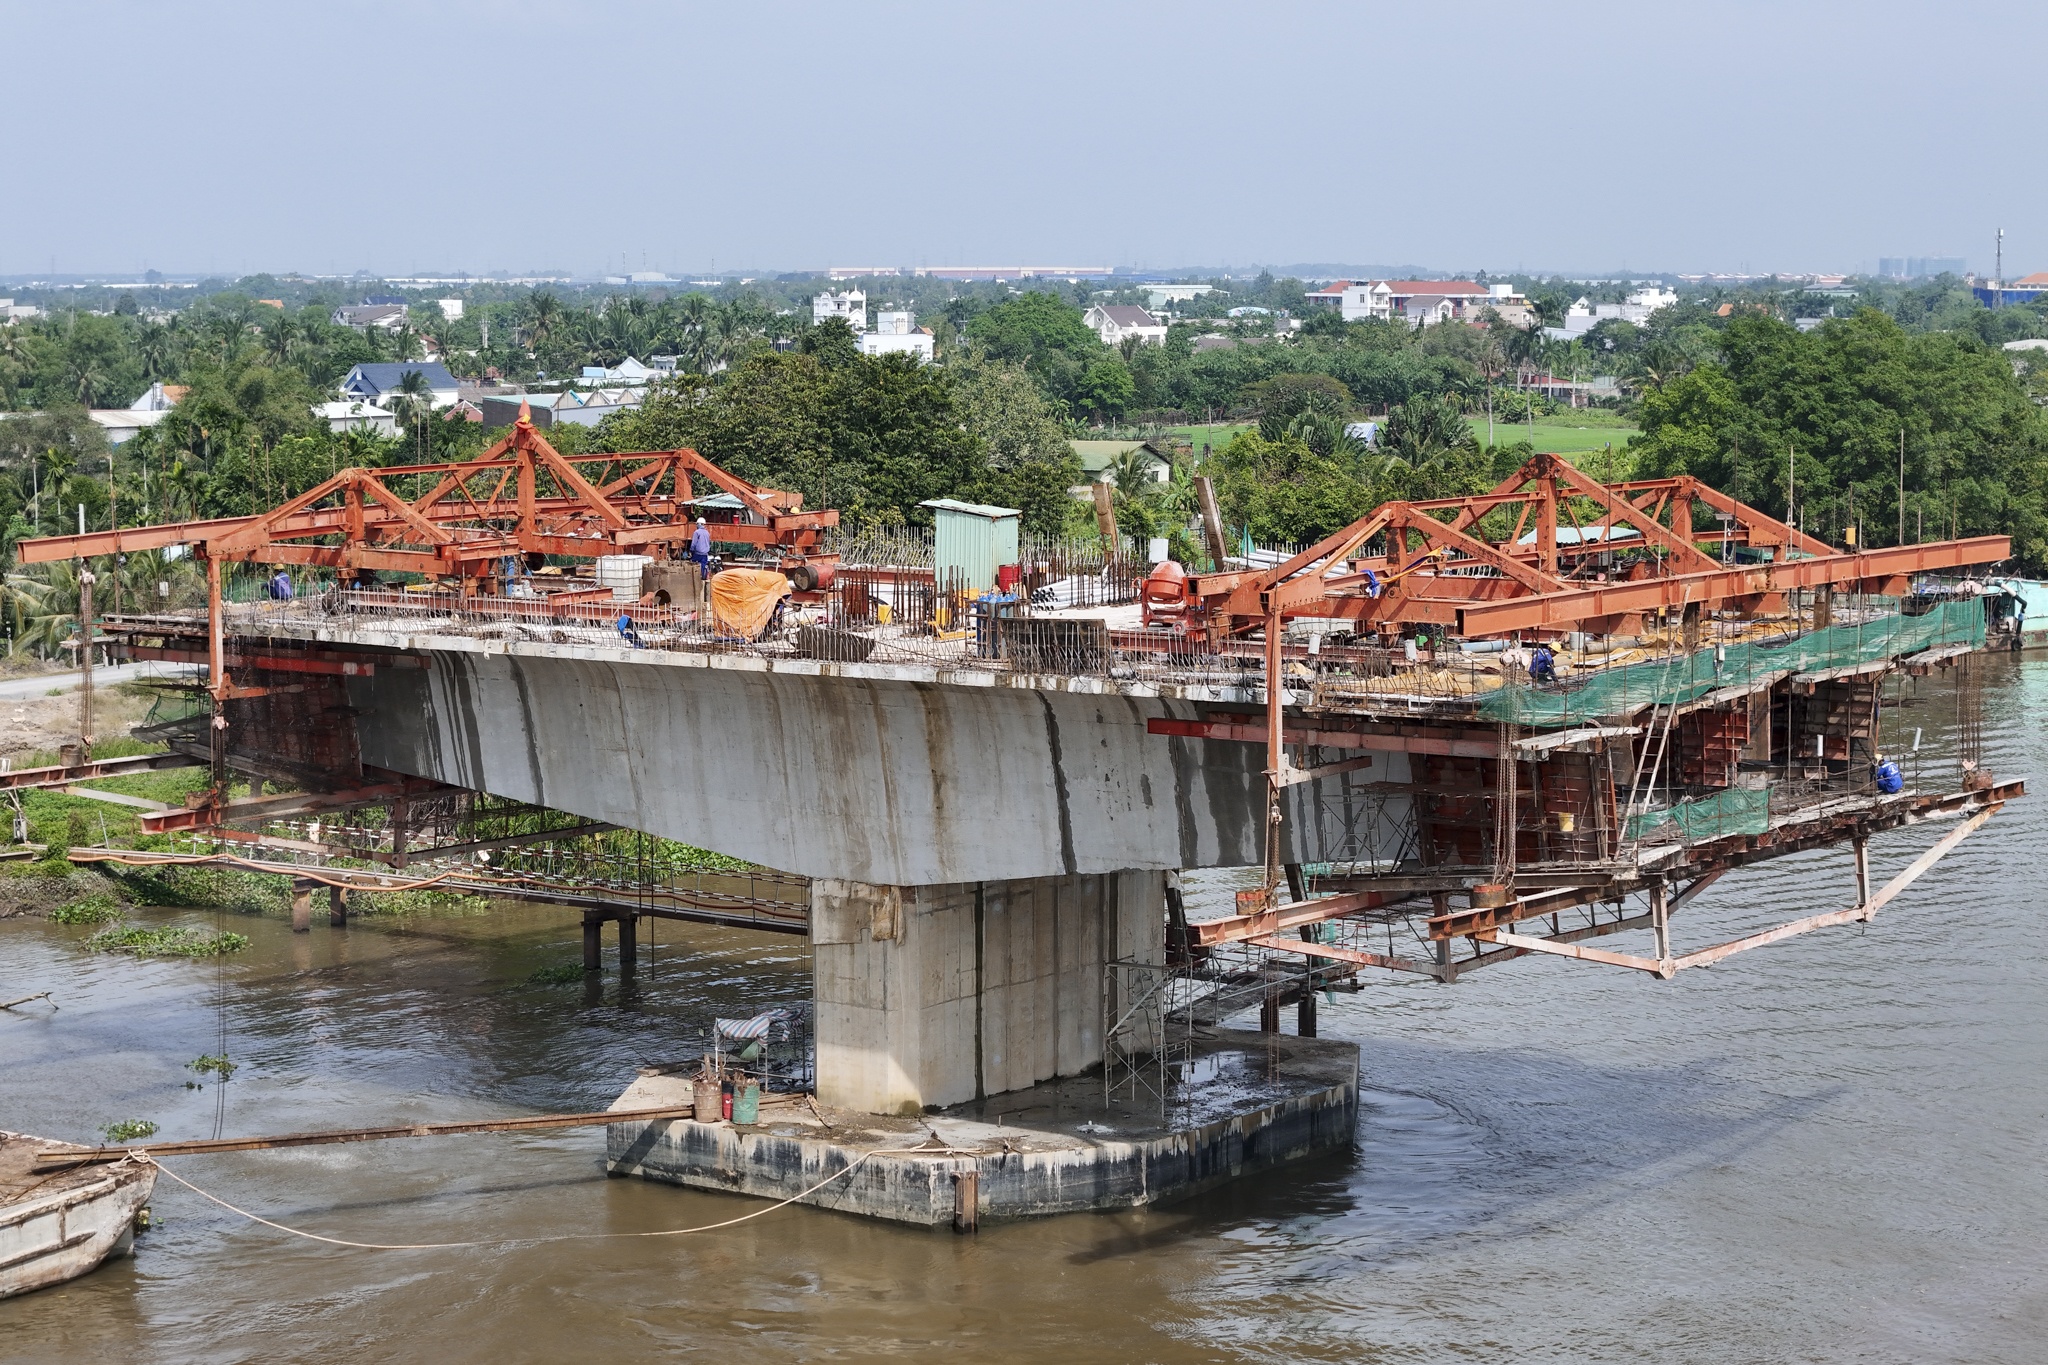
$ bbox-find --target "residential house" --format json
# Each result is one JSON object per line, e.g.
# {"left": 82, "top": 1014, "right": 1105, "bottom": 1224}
{"left": 1544, "top": 286, "right": 1679, "bottom": 340}
{"left": 1083, "top": 304, "right": 1168, "bottom": 347}
{"left": 1402, "top": 295, "right": 1458, "bottom": 327}
{"left": 1304, "top": 280, "right": 1382, "bottom": 321}
{"left": 333, "top": 303, "right": 408, "bottom": 331}
{"left": 1192, "top": 334, "right": 1237, "bottom": 352}
{"left": 313, "top": 399, "right": 399, "bottom": 436}
{"left": 859, "top": 311, "right": 935, "bottom": 361}
{"left": 813, "top": 289, "right": 867, "bottom": 331}
{"left": 477, "top": 388, "right": 642, "bottom": 430}
{"left": 578, "top": 356, "right": 656, "bottom": 385}
{"left": 1305, "top": 279, "right": 1505, "bottom": 327}
{"left": 1524, "top": 374, "right": 1621, "bottom": 407}
{"left": 1069, "top": 439, "right": 1171, "bottom": 497}
{"left": 85, "top": 382, "right": 188, "bottom": 444}
{"left": 339, "top": 361, "right": 461, "bottom": 408}
{"left": 129, "top": 382, "right": 188, "bottom": 412}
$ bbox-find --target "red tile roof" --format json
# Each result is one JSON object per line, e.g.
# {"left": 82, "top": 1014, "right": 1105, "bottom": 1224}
{"left": 1383, "top": 280, "right": 1487, "bottom": 296}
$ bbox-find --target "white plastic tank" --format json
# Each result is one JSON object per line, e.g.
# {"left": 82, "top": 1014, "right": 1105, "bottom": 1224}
{"left": 596, "top": 554, "right": 653, "bottom": 602}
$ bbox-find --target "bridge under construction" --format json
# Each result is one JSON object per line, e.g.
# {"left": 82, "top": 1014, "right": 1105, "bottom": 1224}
{"left": 15, "top": 419, "right": 2020, "bottom": 1223}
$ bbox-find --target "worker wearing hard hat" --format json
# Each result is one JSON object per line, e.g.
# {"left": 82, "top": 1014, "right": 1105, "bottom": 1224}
{"left": 688, "top": 517, "right": 713, "bottom": 580}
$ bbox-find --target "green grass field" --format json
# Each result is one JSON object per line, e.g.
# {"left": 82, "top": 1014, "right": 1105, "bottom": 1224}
{"left": 1481, "top": 419, "right": 1641, "bottom": 454}
{"left": 1161, "top": 423, "right": 1256, "bottom": 453}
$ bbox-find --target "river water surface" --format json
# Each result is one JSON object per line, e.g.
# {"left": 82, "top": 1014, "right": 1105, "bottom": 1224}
{"left": 3, "top": 659, "right": 2045, "bottom": 1363}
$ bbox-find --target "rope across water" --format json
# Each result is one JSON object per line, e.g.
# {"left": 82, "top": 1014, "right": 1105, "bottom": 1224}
{"left": 146, "top": 1142, "right": 981, "bottom": 1251}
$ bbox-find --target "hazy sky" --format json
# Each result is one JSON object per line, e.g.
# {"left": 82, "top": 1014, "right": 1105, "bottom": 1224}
{"left": 10, "top": 0, "right": 2047, "bottom": 279}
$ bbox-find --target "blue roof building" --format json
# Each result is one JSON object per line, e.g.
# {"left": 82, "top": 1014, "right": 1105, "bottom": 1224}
{"left": 339, "top": 362, "right": 461, "bottom": 406}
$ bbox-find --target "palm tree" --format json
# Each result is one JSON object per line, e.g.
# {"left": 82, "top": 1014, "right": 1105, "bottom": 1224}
{"left": 68, "top": 358, "right": 110, "bottom": 408}
{"left": 1379, "top": 395, "right": 1475, "bottom": 467}
{"left": 0, "top": 570, "right": 53, "bottom": 651}
{"left": 389, "top": 369, "right": 434, "bottom": 461}
{"left": 524, "top": 291, "right": 563, "bottom": 352}
{"left": 137, "top": 320, "right": 176, "bottom": 380}
{"left": 1284, "top": 409, "right": 1369, "bottom": 464}
{"left": 672, "top": 294, "right": 713, "bottom": 371}
{"left": 264, "top": 315, "right": 299, "bottom": 366}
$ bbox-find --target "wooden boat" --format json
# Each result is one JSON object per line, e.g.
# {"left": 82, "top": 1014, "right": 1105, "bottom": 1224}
{"left": 0, "top": 1132, "right": 156, "bottom": 1299}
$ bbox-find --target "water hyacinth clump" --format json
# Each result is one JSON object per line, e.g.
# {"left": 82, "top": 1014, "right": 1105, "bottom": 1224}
{"left": 85, "top": 925, "right": 251, "bottom": 958}
{"left": 49, "top": 892, "right": 124, "bottom": 925}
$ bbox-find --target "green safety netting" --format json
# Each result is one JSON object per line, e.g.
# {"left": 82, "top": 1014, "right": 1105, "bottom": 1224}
{"left": 1624, "top": 785, "right": 1771, "bottom": 842}
{"left": 1478, "top": 598, "right": 1985, "bottom": 726}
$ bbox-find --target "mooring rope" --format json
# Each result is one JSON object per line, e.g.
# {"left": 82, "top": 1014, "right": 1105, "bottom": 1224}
{"left": 146, "top": 1142, "right": 980, "bottom": 1251}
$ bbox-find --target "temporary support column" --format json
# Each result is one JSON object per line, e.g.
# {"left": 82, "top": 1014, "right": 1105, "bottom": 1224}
{"left": 329, "top": 885, "right": 349, "bottom": 927}
{"left": 290, "top": 880, "right": 314, "bottom": 933}
{"left": 1853, "top": 836, "right": 1871, "bottom": 909}
{"left": 1650, "top": 882, "right": 1671, "bottom": 972}
{"left": 1431, "top": 891, "right": 1459, "bottom": 984}
{"left": 582, "top": 910, "right": 603, "bottom": 972}
{"left": 618, "top": 912, "right": 638, "bottom": 975}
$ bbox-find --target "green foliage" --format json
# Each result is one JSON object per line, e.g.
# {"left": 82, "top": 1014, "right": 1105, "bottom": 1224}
{"left": 102, "top": 1119, "right": 158, "bottom": 1143}
{"left": 1209, "top": 432, "right": 1375, "bottom": 545}
{"left": 526, "top": 962, "right": 587, "bottom": 986}
{"left": 1250, "top": 372, "right": 1353, "bottom": 438}
{"left": 188, "top": 1053, "right": 238, "bottom": 1080}
{"left": 1380, "top": 394, "right": 1478, "bottom": 466}
{"left": 604, "top": 350, "right": 1021, "bottom": 532}
{"left": 1629, "top": 308, "right": 2048, "bottom": 566}
{"left": 49, "top": 892, "right": 122, "bottom": 924}
{"left": 111, "top": 864, "right": 289, "bottom": 914}
{"left": 85, "top": 924, "right": 251, "bottom": 957}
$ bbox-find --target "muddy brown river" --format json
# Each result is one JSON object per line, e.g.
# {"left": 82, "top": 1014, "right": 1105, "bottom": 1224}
{"left": 2, "top": 658, "right": 2045, "bottom": 1363}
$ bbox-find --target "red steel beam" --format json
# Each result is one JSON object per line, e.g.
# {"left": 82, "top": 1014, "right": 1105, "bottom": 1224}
{"left": 1457, "top": 536, "right": 2008, "bottom": 634}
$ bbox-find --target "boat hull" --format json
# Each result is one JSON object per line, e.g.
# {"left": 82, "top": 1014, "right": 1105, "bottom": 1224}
{"left": 0, "top": 1134, "right": 157, "bottom": 1300}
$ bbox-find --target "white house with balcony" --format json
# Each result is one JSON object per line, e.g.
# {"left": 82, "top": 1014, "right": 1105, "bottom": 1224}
{"left": 812, "top": 289, "right": 867, "bottom": 332}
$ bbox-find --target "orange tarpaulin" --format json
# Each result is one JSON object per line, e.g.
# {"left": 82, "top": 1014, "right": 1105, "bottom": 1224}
{"left": 709, "top": 568, "right": 792, "bottom": 640}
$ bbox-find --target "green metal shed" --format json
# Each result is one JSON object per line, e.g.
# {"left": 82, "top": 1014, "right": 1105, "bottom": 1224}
{"left": 921, "top": 498, "right": 1021, "bottom": 593}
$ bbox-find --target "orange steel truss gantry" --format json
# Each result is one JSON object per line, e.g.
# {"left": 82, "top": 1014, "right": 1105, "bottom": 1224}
{"left": 15, "top": 413, "right": 836, "bottom": 580}
{"left": 1176, "top": 453, "right": 2008, "bottom": 639}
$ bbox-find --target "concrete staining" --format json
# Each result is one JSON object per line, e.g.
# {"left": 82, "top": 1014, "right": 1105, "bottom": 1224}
{"left": 812, "top": 872, "right": 1163, "bottom": 1113}
{"left": 606, "top": 1031, "right": 1360, "bottom": 1226}
{"left": 328, "top": 629, "right": 1402, "bottom": 884}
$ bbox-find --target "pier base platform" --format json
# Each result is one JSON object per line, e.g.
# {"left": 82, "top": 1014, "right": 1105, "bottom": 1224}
{"left": 604, "top": 1029, "right": 1358, "bottom": 1227}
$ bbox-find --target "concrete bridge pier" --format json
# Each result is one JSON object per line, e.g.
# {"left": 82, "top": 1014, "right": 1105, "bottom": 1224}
{"left": 581, "top": 909, "right": 639, "bottom": 974}
{"left": 810, "top": 871, "right": 1165, "bottom": 1115}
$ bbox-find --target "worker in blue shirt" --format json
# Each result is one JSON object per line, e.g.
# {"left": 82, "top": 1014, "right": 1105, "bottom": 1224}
{"left": 1529, "top": 643, "right": 1555, "bottom": 685}
{"left": 688, "top": 517, "right": 713, "bottom": 579}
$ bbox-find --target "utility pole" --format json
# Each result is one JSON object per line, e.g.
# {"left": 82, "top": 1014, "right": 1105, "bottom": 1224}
{"left": 1786, "top": 443, "right": 1795, "bottom": 535}
{"left": 1995, "top": 228, "right": 2004, "bottom": 307}
{"left": 1898, "top": 428, "right": 1906, "bottom": 547}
